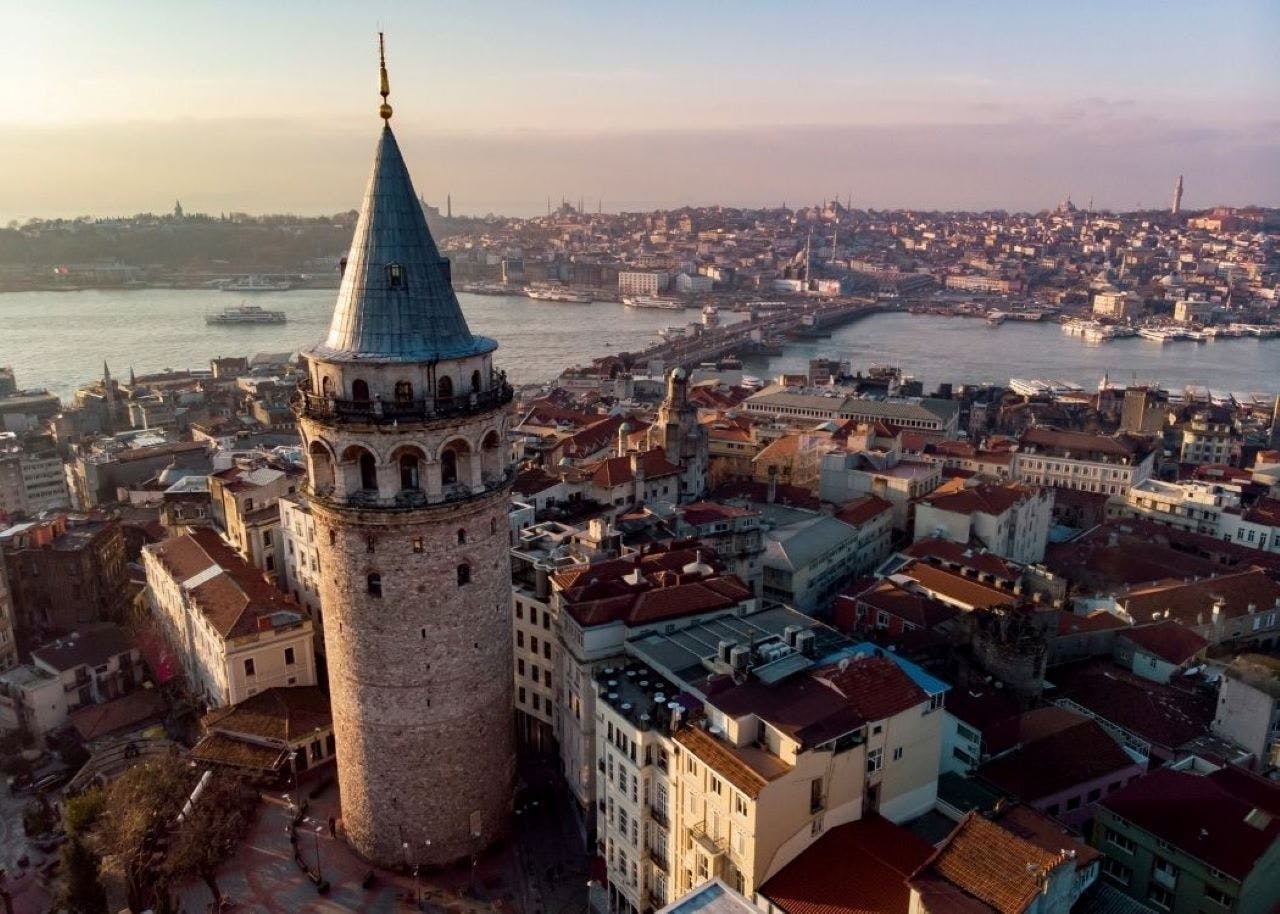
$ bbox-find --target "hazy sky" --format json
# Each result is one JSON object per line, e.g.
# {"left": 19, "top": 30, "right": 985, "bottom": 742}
{"left": 1, "top": 0, "right": 1276, "bottom": 219}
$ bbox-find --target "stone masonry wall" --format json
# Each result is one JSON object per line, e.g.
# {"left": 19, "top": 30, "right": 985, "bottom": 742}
{"left": 314, "top": 485, "right": 515, "bottom": 866}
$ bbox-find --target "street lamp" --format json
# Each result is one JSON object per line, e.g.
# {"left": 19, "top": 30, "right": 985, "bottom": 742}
{"left": 313, "top": 825, "right": 325, "bottom": 891}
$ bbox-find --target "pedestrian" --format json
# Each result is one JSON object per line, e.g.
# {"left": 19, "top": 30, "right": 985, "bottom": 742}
{"left": 328, "top": 816, "right": 336, "bottom": 838}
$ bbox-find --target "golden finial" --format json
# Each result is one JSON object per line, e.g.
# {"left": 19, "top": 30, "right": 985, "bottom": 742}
{"left": 378, "top": 32, "right": 393, "bottom": 121}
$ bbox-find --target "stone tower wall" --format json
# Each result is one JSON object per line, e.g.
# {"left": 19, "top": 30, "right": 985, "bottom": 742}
{"left": 313, "top": 481, "right": 515, "bottom": 866}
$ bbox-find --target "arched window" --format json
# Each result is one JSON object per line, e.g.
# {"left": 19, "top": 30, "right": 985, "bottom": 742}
{"left": 457, "top": 528, "right": 466, "bottom": 545}
{"left": 321, "top": 376, "right": 334, "bottom": 398}
{"left": 329, "top": 529, "right": 337, "bottom": 546}
{"left": 491, "top": 518, "right": 497, "bottom": 535}
{"left": 387, "top": 262, "right": 406, "bottom": 290}
{"left": 400, "top": 454, "right": 420, "bottom": 490}
{"left": 394, "top": 381, "right": 413, "bottom": 403}
{"left": 437, "top": 376, "right": 454, "bottom": 403}
{"left": 457, "top": 564, "right": 471, "bottom": 586}
{"left": 352, "top": 379, "right": 370, "bottom": 401}
{"left": 367, "top": 573, "right": 382, "bottom": 597}
{"left": 441, "top": 449, "right": 458, "bottom": 485}
{"left": 471, "top": 370, "right": 481, "bottom": 393}
{"left": 359, "top": 452, "right": 377, "bottom": 490}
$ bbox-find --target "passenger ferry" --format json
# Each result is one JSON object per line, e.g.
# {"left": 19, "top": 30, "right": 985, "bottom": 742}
{"left": 986, "top": 311, "right": 1007, "bottom": 326}
{"left": 623, "top": 296, "right": 683, "bottom": 310}
{"left": 701, "top": 305, "right": 720, "bottom": 326}
{"left": 525, "top": 286, "right": 594, "bottom": 304}
{"left": 206, "top": 304, "right": 287, "bottom": 325}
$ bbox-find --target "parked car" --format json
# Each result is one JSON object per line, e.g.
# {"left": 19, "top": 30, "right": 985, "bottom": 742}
{"left": 31, "top": 769, "right": 73, "bottom": 794}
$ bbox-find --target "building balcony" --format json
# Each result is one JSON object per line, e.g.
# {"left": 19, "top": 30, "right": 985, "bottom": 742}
{"left": 648, "top": 847, "right": 669, "bottom": 873}
{"left": 295, "top": 372, "right": 513, "bottom": 426}
{"left": 688, "top": 822, "right": 727, "bottom": 857}
{"left": 649, "top": 805, "right": 669, "bottom": 829}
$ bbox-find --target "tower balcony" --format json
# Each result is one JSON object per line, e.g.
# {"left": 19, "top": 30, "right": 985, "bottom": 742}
{"left": 309, "top": 468, "right": 514, "bottom": 513}
{"left": 295, "top": 370, "right": 513, "bottom": 426}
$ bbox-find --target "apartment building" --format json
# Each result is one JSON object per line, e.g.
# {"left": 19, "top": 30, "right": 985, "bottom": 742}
{"left": 914, "top": 482, "right": 1053, "bottom": 565}
{"left": 0, "top": 563, "right": 14, "bottom": 672}
{"left": 1115, "top": 478, "right": 1242, "bottom": 537}
{"left": 1211, "top": 655, "right": 1280, "bottom": 772}
{"left": 1091, "top": 767, "right": 1280, "bottom": 914}
{"left": 142, "top": 527, "right": 316, "bottom": 709}
{"left": 30, "top": 622, "right": 144, "bottom": 712}
{"left": 618, "top": 271, "right": 671, "bottom": 296}
{"left": 209, "top": 459, "right": 303, "bottom": 576}
{"left": 0, "top": 433, "right": 69, "bottom": 517}
{"left": 1012, "top": 429, "right": 1155, "bottom": 497}
{"left": 592, "top": 613, "right": 946, "bottom": 912}
{"left": 762, "top": 505, "right": 892, "bottom": 613}
{"left": 554, "top": 546, "right": 758, "bottom": 829}
{"left": 278, "top": 495, "right": 322, "bottom": 619}
{"left": 1180, "top": 410, "right": 1239, "bottom": 466}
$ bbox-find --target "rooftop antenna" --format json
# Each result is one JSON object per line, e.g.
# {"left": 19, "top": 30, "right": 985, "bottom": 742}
{"left": 377, "top": 32, "right": 393, "bottom": 122}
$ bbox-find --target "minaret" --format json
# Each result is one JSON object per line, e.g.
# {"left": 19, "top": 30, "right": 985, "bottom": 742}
{"left": 295, "top": 34, "right": 515, "bottom": 867}
{"left": 1171, "top": 174, "right": 1184, "bottom": 215}
{"left": 446, "top": 193, "right": 452, "bottom": 219}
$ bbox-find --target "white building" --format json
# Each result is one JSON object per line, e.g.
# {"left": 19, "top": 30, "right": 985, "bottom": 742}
{"left": 30, "top": 623, "right": 144, "bottom": 712}
{"left": 278, "top": 495, "right": 323, "bottom": 619}
{"left": 619, "top": 271, "right": 671, "bottom": 296}
{"left": 1116, "top": 478, "right": 1243, "bottom": 537}
{"left": 142, "top": 527, "right": 316, "bottom": 709}
{"left": 1012, "top": 428, "right": 1154, "bottom": 497}
{"left": 914, "top": 482, "right": 1054, "bottom": 565}
{"left": 0, "top": 664, "right": 66, "bottom": 741}
{"left": 0, "top": 433, "right": 69, "bottom": 517}
{"left": 761, "top": 505, "right": 892, "bottom": 614}
{"left": 1219, "top": 498, "right": 1280, "bottom": 554}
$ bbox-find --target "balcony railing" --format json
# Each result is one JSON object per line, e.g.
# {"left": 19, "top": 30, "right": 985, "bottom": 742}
{"left": 649, "top": 805, "right": 669, "bottom": 828}
{"left": 647, "top": 847, "right": 669, "bottom": 873}
{"left": 309, "top": 472, "right": 513, "bottom": 512}
{"left": 295, "top": 372, "right": 513, "bottom": 425}
{"left": 688, "top": 822, "right": 727, "bottom": 857}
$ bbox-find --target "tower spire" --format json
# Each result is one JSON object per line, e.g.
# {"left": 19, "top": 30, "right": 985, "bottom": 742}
{"left": 378, "top": 32, "right": 393, "bottom": 121}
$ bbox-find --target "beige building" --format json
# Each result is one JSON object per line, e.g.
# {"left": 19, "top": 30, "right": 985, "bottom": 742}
{"left": 209, "top": 459, "right": 304, "bottom": 577}
{"left": 142, "top": 527, "right": 316, "bottom": 709}
{"left": 914, "top": 481, "right": 1054, "bottom": 565}
{"left": 1115, "top": 478, "right": 1242, "bottom": 537}
{"left": 1012, "top": 428, "right": 1154, "bottom": 497}
{"left": 618, "top": 271, "right": 671, "bottom": 297}
{"left": 278, "top": 495, "right": 323, "bottom": 620}
{"left": 592, "top": 610, "right": 946, "bottom": 912}
{"left": 1091, "top": 290, "right": 1143, "bottom": 320}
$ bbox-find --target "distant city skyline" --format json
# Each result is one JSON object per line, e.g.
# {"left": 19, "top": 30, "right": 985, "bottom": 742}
{"left": 1, "top": 0, "right": 1276, "bottom": 220}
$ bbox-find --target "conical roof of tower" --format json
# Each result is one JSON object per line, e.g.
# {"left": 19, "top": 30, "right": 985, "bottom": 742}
{"left": 306, "top": 124, "right": 496, "bottom": 364}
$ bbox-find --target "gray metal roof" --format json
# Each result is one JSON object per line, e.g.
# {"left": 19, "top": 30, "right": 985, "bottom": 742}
{"left": 306, "top": 125, "right": 496, "bottom": 364}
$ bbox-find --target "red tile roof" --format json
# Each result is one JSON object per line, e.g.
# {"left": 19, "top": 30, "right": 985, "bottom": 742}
{"left": 1101, "top": 767, "right": 1280, "bottom": 881}
{"left": 760, "top": 815, "right": 933, "bottom": 914}
{"left": 906, "top": 538, "right": 1020, "bottom": 582}
{"left": 848, "top": 580, "right": 962, "bottom": 631}
{"left": 1119, "top": 621, "right": 1208, "bottom": 665}
{"left": 1117, "top": 569, "right": 1280, "bottom": 627}
{"left": 587, "top": 447, "right": 681, "bottom": 487}
{"left": 976, "top": 709, "right": 1143, "bottom": 802}
{"left": 898, "top": 562, "right": 1017, "bottom": 611}
{"left": 919, "top": 482, "right": 1041, "bottom": 517}
{"left": 673, "top": 726, "right": 788, "bottom": 799}
{"left": 815, "top": 656, "right": 928, "bottom": 723}
{"left": 146, "top": 528, "right": 305, "bottom": 639}
{"left": 834, "top": 495, "right": 893, "bottom": 527}
{"left": 910, "top": 813, "right": 1069, "bottom": 914}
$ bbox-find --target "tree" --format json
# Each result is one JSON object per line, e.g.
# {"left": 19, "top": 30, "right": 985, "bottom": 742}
{"left": 94, "top": 756, "right": 251, "bottom": 911}
{"left": 163, "top": 770, "right": 253, "bottom": 908}
{"left": 63, "top": 786, "right": 107, "bottom": 838}
{"left": 57, "top": 837, "right": 108, "bottom": 914}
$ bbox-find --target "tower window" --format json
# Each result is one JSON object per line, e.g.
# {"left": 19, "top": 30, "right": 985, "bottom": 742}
{"left": 394, "top": 380, "right": 413, "bottom": 402}
{"left": 359, "top": 452, "right": 377, "bottom": 491}
{"left": 441, "top": 449, "right": 458, "bottom": 485}
{"left": 412, "top": 537, "right": 424, "bottom": 554}
{"left": 436, "top": 375, "right": 454, "bottom": 402}
{"left": 387, "top": 262, "right": 406, "bottom": 290}
{"left": 352, "top": 379, "right": 370, "bottom": 401}
{"left": 457, "top": 564, "right": 471, "bottom": 586}
{"left": 329, "top": 529, "right": 337, "bottom": 546}
{"left": 457, "top": 528, "right": 466, "bottom": 545}
{"left": 471, "top": 370, "right": 481, "bottom": 393}
{"left": 367, "top": 573, "right": 382, "bottom": 598}
{"left": 366, "top": 535, "right": 376, "bottom": 554}
{"left": 400, "top": 454, "right": 420, "bottom": 490}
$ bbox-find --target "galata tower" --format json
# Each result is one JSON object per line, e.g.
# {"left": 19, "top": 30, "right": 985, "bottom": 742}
{"left": 296, "top": 36, "right": 515, "bottom": 867}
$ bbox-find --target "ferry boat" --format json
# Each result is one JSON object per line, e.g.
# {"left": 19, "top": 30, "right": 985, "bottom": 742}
{"left": 525, "top": 286, "right": 594, "bottom": 304}
{"left": 986, "top": 311, "right": 1007, "bottom": 326}
{"left": 623, "top": 296, "right": 683, "bottom": 310}
{"left": 222, "top": 275, "right": 292, "bottom": 292}
{"left": 1138, "top": 327, "right": 1172, "bottom": 343}
{"left": 701, "top": 305, "right": 721, "bottom": 326}
{"left": 206, "top": 304, "right": 287, "bottom": 325}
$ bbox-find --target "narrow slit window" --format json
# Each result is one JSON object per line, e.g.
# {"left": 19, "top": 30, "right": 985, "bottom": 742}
{"left": 387, "top": 262, "right": 406, "bottom": 290}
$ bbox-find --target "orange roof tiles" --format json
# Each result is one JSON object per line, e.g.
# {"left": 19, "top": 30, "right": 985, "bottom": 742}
{"left": 674, "top": 726, "right": 788, "bottom": 799}
{"left": 910, "top": 813, "right": 1066, "bottom": 914}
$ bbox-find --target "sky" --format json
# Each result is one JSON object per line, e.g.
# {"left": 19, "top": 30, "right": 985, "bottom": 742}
{"left": 0, "top": 0, "right": 1276, "bottom": 220}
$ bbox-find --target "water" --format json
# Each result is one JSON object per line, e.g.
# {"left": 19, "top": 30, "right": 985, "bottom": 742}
{"left": 0, "top": 290, "right": 1276, "bottom": 401}
{"left": 0, "top": 289, "right": 699, "bottom": 399}
{"left": 751, "top": 311, "right": 1279, "bottom": 396}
